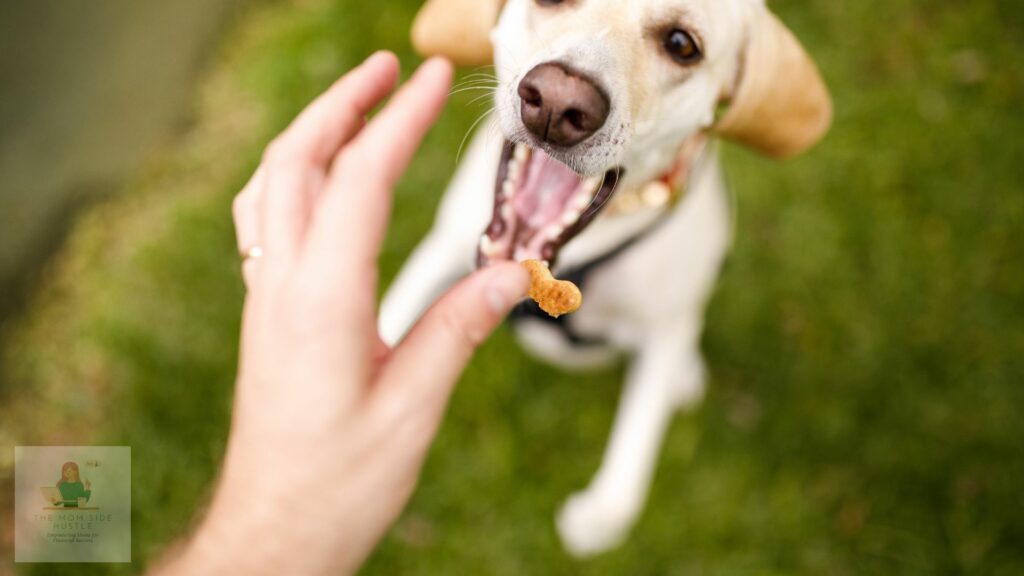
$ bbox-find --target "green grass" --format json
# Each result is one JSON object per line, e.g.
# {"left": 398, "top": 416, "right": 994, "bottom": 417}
{"left": 2, "top": 0, "right": 1023, "bottom": 573}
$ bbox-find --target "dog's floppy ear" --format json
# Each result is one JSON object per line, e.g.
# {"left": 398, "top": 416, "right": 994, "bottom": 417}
{"left": 411, "top": 0, "right": 504, "bottom": 67}
{"left": 714, "top": 9, "right": 832, "bottom": 158}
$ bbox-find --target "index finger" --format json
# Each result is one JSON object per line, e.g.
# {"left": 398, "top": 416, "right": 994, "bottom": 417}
{"left": 304, "top": 57, "right": 453, "bottom": 283}
{"left": 341, "top": 57, "right": 455, "bottom": 192}
{"left": 254, "top": 51, "right": 401, "bottom": 281}
{"left": 269, "top": 51, "right": 401, "bottom": 169}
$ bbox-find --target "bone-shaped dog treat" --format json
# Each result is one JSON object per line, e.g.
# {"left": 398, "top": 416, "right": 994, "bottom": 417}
{"left": 522, "top": 260, "right": 583, "bottom": 318}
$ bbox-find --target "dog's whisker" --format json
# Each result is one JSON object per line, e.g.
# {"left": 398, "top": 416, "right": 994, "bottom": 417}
{"left": 477, "top": 107, "right": 505, "bottom": 152}
{"left": 467, "top": 91, "right": 497, "bottom": 106}
{"left": 464, "top": 64, "right": 497, "bottom": 76}
{"left": 452, "top": 79, "right": 499, "bottom": 87}
{"left": 449, "top": 86, "right": 496, "bottom": 94}
{"left": 452, "top": 77, "right": 499, "bottom": 85}
{"left": 584, "top": 170, "right": 608, "bottom": 213}
{"left": 452, "top": 83, "right": 499, "bottom": 91}
{"left": 449, "top": 83, "right": 499, "bottom": 94}
{"left": 455, "top": 108, "right": 495, "bottom": 165}
{"left": 460, "top": 73, "right": 499, "bottom": 81}
{"left": 450, "top": 80, "right": 499, "bottom": 89}
{"left": 450, "top": 84, "right": 499, "bottom": 92}
{"left": 450, "top": 79, "right": 499, "bottom": 88}
{"left": 448, "top": 86, "right": 498, "bottom": 98}
{"left": 485, "top": 114, "right": 502, "bottom": 147}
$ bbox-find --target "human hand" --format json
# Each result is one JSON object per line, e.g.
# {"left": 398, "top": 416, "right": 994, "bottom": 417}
{"left": 157, "top": 52, "right": 528, "bottom": 575}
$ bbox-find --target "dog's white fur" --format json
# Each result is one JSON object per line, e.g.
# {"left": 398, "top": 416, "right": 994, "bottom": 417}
{"left": 382, "top": 0, "right": 817, "bottom": 556}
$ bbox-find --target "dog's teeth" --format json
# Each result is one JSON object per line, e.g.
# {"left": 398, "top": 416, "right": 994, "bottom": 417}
{"left": 572, "top": 190, "right": 593, "bottom": 211}
{"left": 500, "top": 203, "right": 514, "bottom": 221}
{"left": 542, "top": 223, "right": 564, "bottom": 240}
{"left": 584, "top": 176, "right": 603, "bottom": 192}
{"left": 502, "top": 178, "right": 515, "bottom": 198}
{"left": 514, "top": 143, "right": 530, "bottom": 163}
{"left": 561, "top": 209, "right": 582, "bottom": 226}
{"left": 479, "top": 234, "right": 505, "bottom": 257}
{"left": 508, "top": 150, "right": 526, "bottom": 176}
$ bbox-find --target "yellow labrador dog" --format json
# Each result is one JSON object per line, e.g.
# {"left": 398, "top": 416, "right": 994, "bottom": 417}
{"left": 381, "top": 0, "right": 831, "bottom": 556}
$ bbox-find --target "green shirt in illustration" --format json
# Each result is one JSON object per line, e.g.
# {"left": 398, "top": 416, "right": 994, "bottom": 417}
{"left": 58, "top": 481, "right": 91, "bottom": 507}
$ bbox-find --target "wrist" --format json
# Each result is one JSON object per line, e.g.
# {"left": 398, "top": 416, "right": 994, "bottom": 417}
{"left": 150, "top": 476, "right": 285, "bottom": 575}
{"left": 176, "top": 512, "right": 274, "bottom": 575}
{"left": 163, "top": 478, "right": 355, "bottom": 576}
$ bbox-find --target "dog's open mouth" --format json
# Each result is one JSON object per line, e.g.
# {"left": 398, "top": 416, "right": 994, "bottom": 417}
{"left": 477, "top": 140, "right": 622, "bottom": 268}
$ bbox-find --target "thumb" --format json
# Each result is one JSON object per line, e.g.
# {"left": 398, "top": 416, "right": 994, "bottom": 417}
{"left": 375, "top": 262, "right": 529, "bottom": 415}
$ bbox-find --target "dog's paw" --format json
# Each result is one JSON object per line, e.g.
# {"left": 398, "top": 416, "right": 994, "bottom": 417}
{"left": 556, "top": 489, "right": 639, "bottom": 558}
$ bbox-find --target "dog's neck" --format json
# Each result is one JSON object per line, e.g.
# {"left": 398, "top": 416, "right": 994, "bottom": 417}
{"left": 603, "top": 132, "right": 710, "bottom": 217}
{"left": 552, "top": 132, "right": 716, "bottom": 272}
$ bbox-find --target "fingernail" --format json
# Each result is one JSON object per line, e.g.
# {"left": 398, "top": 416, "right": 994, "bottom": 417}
{"left": 362, "top": 50, "right": 397, "bottom": 73}
{"left": 418, "top": 56, "right": 453, "bottom": 80}
{"left": 485, "top": 264, "right": 530, "bottom": 314}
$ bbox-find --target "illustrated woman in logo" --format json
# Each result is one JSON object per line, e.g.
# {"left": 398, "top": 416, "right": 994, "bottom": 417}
{"left": 55, "top": 461, "right": 91, "bottom": 507}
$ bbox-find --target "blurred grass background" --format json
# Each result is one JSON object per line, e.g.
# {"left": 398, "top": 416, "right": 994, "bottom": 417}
{"left": 1, "top": 0, "right": 1022, "bottom": 574}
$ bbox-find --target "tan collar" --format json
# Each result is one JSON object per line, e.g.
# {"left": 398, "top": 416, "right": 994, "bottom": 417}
{"left": 603, "top": 132, "right": 709, "bottom": 216}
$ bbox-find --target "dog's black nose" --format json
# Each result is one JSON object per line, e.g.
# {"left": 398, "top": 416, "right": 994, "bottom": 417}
{"left": 518, "top": 63, "right": 610, "bottom": 147}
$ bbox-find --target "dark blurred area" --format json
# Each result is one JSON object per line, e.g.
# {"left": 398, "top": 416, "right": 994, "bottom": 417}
{"left": 0, "top": 0, "right": 243, "bottom": 328}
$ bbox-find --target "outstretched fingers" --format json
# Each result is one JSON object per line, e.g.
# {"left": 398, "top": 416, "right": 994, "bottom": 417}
{"left": 271, "top": 51, "right": 401, "bottom": 170}
{"left": 256, "top": 52, "right": 402, "bottom": 278}
{"left": 304, "top": 58, "right": 454, "bottom": 293}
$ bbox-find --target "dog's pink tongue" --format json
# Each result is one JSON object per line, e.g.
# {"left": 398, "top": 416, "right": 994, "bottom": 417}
{"left": 512, "top": 148, "right": 583, "bottom": 228}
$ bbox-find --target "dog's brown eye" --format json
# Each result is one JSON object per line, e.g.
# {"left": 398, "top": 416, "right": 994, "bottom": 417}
{"left": 535, "top": 0, "right": 566, "bottom": 6}
{"left": 664, "top": 28, "right": 701, "bottom": 65}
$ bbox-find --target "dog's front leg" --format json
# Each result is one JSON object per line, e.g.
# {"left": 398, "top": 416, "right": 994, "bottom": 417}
{"left": 378, "top": 229, "right": 471, "bottom": 345}
{"left": 556, "top": 320, "right": 706, "bottom": 557}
